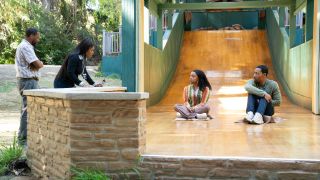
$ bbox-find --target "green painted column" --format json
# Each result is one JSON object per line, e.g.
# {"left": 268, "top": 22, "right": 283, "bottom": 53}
{"left": 157, "top": 10, "right": 163, "bottom": 49}
{"left": 121, "top": 0, "right": 139, "bottom": 91}
{"left": 167, "top": 10, "right": 173, "bottom": 29}
{"left": 306, "top": 0, "right": 314, "bottom": 41}
{"left": 279, "top": 7, "right": 286, "bottom": 28}
{"left": 289, "top": 3, "right": 296, "bottom": 47}
{"left": 167, "top": 0, "right": 173, "bottom": 30}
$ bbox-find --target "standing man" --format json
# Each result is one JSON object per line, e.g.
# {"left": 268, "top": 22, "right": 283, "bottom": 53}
{"left": 15, "top": 28, "right": 43, "bottom": 145}
{"left": 244, "top": 65, "right": 281, "bottom": 124}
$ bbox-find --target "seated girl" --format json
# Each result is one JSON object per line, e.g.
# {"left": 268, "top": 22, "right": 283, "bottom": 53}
{"left": 174, "top": 69, "right": 212, "bottom": 120}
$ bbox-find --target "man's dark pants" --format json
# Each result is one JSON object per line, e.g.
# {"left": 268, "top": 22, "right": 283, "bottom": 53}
{"left": 246, "top": 94, "right": 274, "bottom": 116}
{"left": 17, "top": 78, "right": 39, "bottom": 144}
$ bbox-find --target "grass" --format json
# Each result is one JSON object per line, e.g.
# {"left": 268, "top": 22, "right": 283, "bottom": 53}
{"left": 0, "top": 165, "right": 7, "bottom": 176}
{"left": 0, "top": 134, "right": 24, "bottom": 176}
{"left": 71, "top": 167, "right": 110, "bottom": 180}
{"left": 71, "top": 166, "right": 142, "bottom": 180}
{"left": 118, "top": 156, "right": 143, "bottom": 180}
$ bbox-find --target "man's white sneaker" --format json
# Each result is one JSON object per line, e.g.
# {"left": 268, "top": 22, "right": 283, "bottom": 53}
{"left": 252, "top": 113, "right": 264, "bottom": 124}
{"left": 244, "top": 111, "right": 254, "bottom": 123}
{"left": 176, "top": 112, "right": 182, "bottom": 118}
{"left": 196, "top": 113, "right": 207, "bottom": 120}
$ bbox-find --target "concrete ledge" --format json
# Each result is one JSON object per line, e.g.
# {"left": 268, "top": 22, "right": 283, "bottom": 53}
{"left": 142, "top": 154, "right": 320, "bottom": 163}
{"left": 23, "top": 87, "right": 149, "bottom": 100}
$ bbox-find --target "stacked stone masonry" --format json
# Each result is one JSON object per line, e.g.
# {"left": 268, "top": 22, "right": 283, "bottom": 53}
{"left": 26, "top": 96, "right": 146, "bottom": 179}
{"left": 138, "top": 156, "right": 320, "bottom": 180}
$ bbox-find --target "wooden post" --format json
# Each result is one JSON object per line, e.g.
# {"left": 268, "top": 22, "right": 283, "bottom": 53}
{"left": 157, "top": 9, "right": 163, "bottom": 49}
{"left": 289, "top": 2, "right": 296, "bottom": 47}
{"left": 312, "top": 0, "right": 320, "bottom": 114}
{"left": 279, "top": 7, "right": 286, "bottom": 28}
{"left": 138, "top": 0, "right": 145, "bottom": 91}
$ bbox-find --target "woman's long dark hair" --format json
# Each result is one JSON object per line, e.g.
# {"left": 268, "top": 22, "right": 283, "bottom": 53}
{"left": 55, "top": 38, "right": 94, "bottom": 80}
{"left": 193, "top": 69, "right": 212, "bottom": 91}
{"left": 73, "top": 37, "right": 95, "bottom": 56}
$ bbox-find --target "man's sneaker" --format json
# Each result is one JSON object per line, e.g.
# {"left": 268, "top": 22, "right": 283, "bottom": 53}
{"left": 176, "top": 112, "right": 182, "bottom": 118}
{"left": 252, "top": 113, "right": 264, "bottom": 124}
{"left": 244, "top": 111, "right": 254, "bottom": 123}
{"left": 196, "top": 113, "right": 207, "bottom": 120}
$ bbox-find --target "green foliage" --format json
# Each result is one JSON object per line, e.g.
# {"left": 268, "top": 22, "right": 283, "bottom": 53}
{"left": 0, "top": 0, "right": 75, "bottom": 65}
{"left": 71, "top": 167, "right": 110, "bottom": 180}
{"left": 71, "top": 156, "right": 142, "bottom": 180}
{"left": 71, "top": 166, "right": 142, "bottom": 180}
{"left": 0, "top": 0, "right": 121, "bottom": 65}
{"left": 31, "top": 2, "right": 75, "bottom": 65}
{"left": 95, "top": 71, "right": 106, "bottom": 77}
{"left": 117, "top": 155, "right": 143, "bottom": 180}
{"left": 0, "top": 134, "right": 24, "bottom": 175}
{"left": 0, "top": 0, "right": 28, "bottom": 64}
{"left": 90, "top": 0, "right": 122, "bottom": 32}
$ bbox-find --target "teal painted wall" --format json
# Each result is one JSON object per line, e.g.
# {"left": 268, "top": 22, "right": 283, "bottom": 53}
{"left": 284, "top": 27, "right": 306, "bottom": 46}
{"left": 149, "top": 30, "right": 157, "bottom": 47}
{"left": 144, "top": 13, "right": 185, "bottom": 106}
{"left": 102, "top": 55, "right": 122, "bottom": 77}
{"left": 190, "top": 11, "right": 259, "bottom": 30}
{"left": 266, "top": 8, "right": 312, "bottom": 109}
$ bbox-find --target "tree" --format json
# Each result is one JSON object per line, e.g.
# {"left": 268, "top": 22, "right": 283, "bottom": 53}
{"left": 0, "top": 0, "right": 121, "bottom": 65}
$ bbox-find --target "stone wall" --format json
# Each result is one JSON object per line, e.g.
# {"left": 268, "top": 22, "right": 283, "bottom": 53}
{"left": 138, "top": 156, "right": 320, "bottom": 180}
{"left": 26, "top": 94, "right": 146, "bottom": 179}
{"left": 27, "top": 96, "right": 70, "bottom": 178}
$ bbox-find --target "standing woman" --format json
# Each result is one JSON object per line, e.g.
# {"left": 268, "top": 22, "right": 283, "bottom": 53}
{"left": 54, "top": 38, "right": 102, "bottom": 88}
{"left": 174, "top": 69, "right": 212, "bottom": 120}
